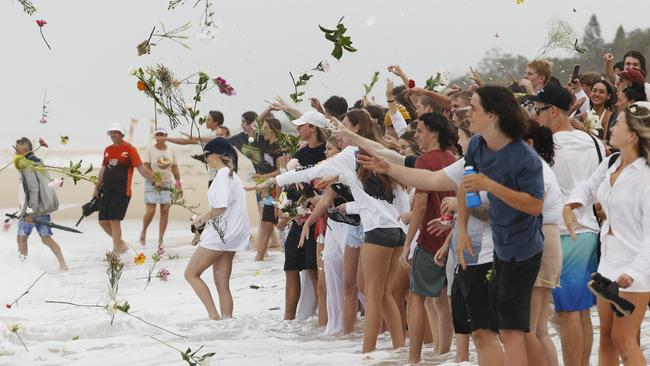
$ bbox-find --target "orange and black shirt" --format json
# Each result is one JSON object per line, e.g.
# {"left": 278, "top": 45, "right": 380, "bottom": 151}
{"left": 101, "top": 142, "right": 142, "bottom": 197}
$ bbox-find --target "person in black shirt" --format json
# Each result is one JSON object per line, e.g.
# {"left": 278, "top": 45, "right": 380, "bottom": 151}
{"left": 282, "top": 111, "right": 328, "bottom": 321}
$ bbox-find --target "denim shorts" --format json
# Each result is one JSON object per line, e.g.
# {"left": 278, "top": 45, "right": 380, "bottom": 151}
{"left": 18, "top": 214, "right": 53, "bottom": 237}
{"left": 144, "top": 181, "right": 172, "bottom": 205}
{"left": 346, "top": 224, "right": 364, "bottom": 248}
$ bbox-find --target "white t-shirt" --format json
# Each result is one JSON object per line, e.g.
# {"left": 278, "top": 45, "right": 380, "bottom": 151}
{"left": 200, "top": 167, "right": 251, "bottom": 251}
{"left": 552, "top": 130, "right": 605, "bottom": 235}
{"left": 443, "top": 158, "right": 494, "bottom": 265}
{"left": 276, "top": 146, "right": 410, "bottom": 232}
{"left": 145, "top": 144, "right": 177, "bottom": 183}
{"left": 541, "top": 159, "right": 563, "bottom": 225}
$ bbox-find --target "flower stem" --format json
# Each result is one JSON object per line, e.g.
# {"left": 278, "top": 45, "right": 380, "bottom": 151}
{"left": 39, "top": 28, "right": 51, "bottom": 50}
{"left": 14, "top": 332, "right": 29, "bottom": 352}
{"left": 8, "top": 271, "right": 46, "bottom": 307}
{"left": 121, "top": 311, "right": 188, "bottom": 339}
{"left": 45, "top": 300, "right": 108, "bottom": 309}
{"left": 150, "top": 335, "right": 184, "bottom": 353}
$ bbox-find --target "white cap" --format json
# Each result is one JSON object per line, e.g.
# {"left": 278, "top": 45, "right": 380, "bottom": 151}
{"left": 153, "top": 127, "right": 168, "bottom": 136}
{"left": 291, "top": 110, "right": 329, "bottom": 129}
{"left": 107, "top": 123, "right": 126, "bottom": 136}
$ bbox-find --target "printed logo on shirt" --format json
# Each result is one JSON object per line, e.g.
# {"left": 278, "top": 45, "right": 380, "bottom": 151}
{"left": 108, "top": 158, "right": 119, "bottom": 166}
{"left": 121, "top": 152, "right": 129, "bottom": 158}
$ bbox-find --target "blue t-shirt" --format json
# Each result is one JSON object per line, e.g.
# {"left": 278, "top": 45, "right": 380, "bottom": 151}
{"left": 464, "top": 135, "right": 544, "bottom": 262}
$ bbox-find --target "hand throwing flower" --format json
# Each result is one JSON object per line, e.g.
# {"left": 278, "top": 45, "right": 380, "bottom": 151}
{"left": 36, "top": 19, "right": 52, "bottom": 50}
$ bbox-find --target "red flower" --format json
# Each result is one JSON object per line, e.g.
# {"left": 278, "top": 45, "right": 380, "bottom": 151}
{"left": 5, "top": 304, "right": 11, "bottom": 309}
{"left": 38, "top": 138, "right": 48, "bottom": 148}
{"left": 408, "top": 79, "right": 416, "bottom": 89}
{"left": 36, "top": 20, "right": 47, "bottom": 27}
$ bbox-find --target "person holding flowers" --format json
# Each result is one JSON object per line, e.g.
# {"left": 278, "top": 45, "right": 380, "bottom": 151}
{"left": 139, "top": 127, "right": 182, "bottom": 250}
{"left": 184, "top": 137, "right": 251, "bottom": 320}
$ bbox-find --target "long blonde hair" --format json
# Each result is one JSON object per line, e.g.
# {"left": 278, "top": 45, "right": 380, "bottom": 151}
{"left": 220, "top": 154, "right": 235, "bottom": 177}
{"left": 625, "top": 103, "right": 650, "bottom": 165}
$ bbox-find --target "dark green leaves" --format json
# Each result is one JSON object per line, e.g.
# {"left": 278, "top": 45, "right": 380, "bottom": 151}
{"left": 319, "top": 17, "right": 357, "bottom": 60}
{"left": 573, "top": 38, "right": 590, "bottom": 55}
{"left": 180, "top": 345, "right": 216, "bottom": 366}
{"left": 425, "top": 72, "right": 443, "bottom": 91}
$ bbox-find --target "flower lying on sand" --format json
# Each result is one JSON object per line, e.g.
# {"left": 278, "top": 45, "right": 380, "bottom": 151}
{"left": 8, "top": 323, "right": 28, "bottom": 351}
{"left": 134, "top": 252, "right": 146, "bottom": 265}
{"left": 157, "top": 268, "right": 170, "bottom": 282}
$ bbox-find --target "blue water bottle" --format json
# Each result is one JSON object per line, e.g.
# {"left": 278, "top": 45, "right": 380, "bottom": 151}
{"left": 463, "top": 164, "right": 482, "bottom": 208}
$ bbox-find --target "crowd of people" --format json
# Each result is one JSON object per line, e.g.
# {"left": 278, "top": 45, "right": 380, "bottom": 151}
{"left": 12, "top": 48, "right": 650, "bottom": 365}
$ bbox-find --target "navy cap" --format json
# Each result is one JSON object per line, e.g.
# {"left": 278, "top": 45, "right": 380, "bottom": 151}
{"left": 204, "top": 137, "right": 233, "bottom": 155}
{"left": 527, "top": 84, "right": 573, "bottom": 111}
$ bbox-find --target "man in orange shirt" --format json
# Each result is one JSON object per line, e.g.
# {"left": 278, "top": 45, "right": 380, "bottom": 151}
{"left": 94, "top": 123, "right": 158, "bottom": 254}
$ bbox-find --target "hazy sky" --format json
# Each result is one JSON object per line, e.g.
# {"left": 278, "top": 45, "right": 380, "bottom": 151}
{"left": 2, "top": 0, "right": 649, "bottom": 151}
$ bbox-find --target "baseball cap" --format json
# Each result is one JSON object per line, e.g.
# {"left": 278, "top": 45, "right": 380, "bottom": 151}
{"left": 153, "top": 127, "right": 168, "bottom": 136}
{"left": 107, "top": 123, "right": 126, "bottom": 136}
{"left": 619, "top": 68, "right": 646, "bottom": 84}
{"left": 527, "top": 84, "right": 573, "bottom": 111}
{"left": 203, "top": 137, "right": 234, "bottom": 156}
{"left": 291, "top": 110, "right": 329, "bottom": 129}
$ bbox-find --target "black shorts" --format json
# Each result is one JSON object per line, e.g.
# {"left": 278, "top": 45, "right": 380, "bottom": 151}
{"left": 284, "top": 221, "right": 317, "bottom": 271}
{"left": 452, "top": 262, "right": 497, "bottom": 334}
{"left": 98, "top": 189, "right": 131, "bottom": 221}
{"left": 489, "top": 251, "right": 543, "bottom": 332}
{"left": 363, "top": 227, "right": 405, "bottom": 248}
{"left": 261, "top": 204, "right": 278, "bottom": 224}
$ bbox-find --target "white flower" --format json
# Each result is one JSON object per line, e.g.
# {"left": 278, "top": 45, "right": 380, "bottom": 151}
{"left": 248, "top": 136, "right": 255, "bottom": 144}
{"left": 107, "top": 300, "right": 118, "bottom": 315}
{"left": 7, "top": 323, "right": 20, "bottom": 333}
{"left": 322, "top": 60, "right": 331, "bottom": 73}
{"left": 198, "top": 359, "right": 211, "bottom": 366}
{"left": 128, "top": 67, "right": 137, "bottom": 75}
{"left": 286, "top": 159, "right": 301, "bottom": 171}
{"left": 48, "top": 177, "right": 64, "bottom": 188}
{"left": 365, "top": 16, "right": 377, "bottom": 27}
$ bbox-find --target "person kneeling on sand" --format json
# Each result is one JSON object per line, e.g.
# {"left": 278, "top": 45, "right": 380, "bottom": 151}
{"left": 14, "top": 137, "right": 69, "bottom": 271}
{"left": 185, "top": 137, "right": 251, "bottom": 320}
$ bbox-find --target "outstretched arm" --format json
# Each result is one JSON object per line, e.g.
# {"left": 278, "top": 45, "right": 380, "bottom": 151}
{"left": 357, "top": 154, "right": 456, "bottom": 192}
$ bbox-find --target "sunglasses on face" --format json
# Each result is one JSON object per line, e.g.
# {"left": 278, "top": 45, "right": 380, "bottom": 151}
{"left": 534, "top": 105, "right": 552, "bottom": 114}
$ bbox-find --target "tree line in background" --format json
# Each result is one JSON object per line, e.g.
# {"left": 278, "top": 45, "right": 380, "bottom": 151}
{"left": 455, "top": 15, "right": 650, "bottom": 85}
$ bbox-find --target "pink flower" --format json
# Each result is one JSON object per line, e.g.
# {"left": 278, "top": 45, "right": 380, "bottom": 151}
{"left": 157, "top": 268, "right": 170, "bottom": 281}
{"left": 36, "top": 20, "right": 47, "bottom": 27}
{"left": 2, "top": 222, "right": 11, "bottom": 232}
{"left": 214, "top": 77, "right": 236, "bottom": 96}
{"left": 38, "top": 138, "right": 48, "bottom": 148}
{"left": 156, "top": 247, "right": 165, "bottom": 257}
{"left": 5, "top": 304, "right": 11, "bottom": 309}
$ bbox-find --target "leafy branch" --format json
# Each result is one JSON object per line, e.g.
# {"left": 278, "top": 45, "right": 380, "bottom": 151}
{"left": 319, "top": 17, "right": 357, "bottom": 60}
{"left": 17, "top": 0, "right": 37, "bottom": 15}
{"left": 363, "top": 71, "right": 380, "bottom": 97}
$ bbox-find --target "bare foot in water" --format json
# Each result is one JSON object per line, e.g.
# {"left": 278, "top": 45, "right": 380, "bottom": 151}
{"left": 114, "top": 243, "right": 129, "bottom": 254}
{"left": 59, "top": 264, "right": 70, "bottom": 271}
{"left": 139, "top": 232, "right": 146, "bottom": 246}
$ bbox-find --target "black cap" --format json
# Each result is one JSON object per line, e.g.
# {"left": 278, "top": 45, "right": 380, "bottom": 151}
{"left": 203, "top": 137, "right": 239, "bottom": 172}
{"left": 203, "top": 137, "right": 233, "bottom": 155}
{"left": 527, "top": 84, "right": 573, "bottom": 111}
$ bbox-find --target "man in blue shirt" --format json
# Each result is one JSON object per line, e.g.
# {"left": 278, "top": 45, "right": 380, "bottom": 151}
{"left": 457, "top": 86, "right": 544, "bottom": 366}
